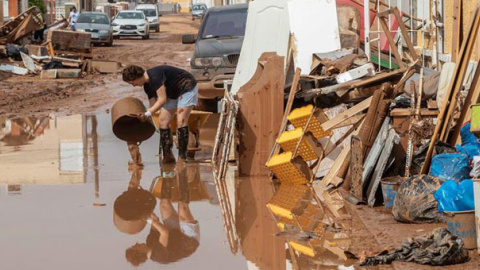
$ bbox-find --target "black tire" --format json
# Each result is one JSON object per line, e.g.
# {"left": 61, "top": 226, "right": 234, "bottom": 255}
{"left": 155, "top": 27, "right": 159, "bottom": 33}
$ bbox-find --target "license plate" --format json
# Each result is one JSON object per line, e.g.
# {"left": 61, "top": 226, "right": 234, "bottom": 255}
{"left": 91, "top": 33, "right": 99, "bottom": 38}
{"left": 124, "top": 30, "right": 134, "bottom": 33}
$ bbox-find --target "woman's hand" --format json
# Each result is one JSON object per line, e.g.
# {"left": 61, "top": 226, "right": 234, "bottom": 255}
{"left": 137, "top": 113, "right": 147, "bottom": 122}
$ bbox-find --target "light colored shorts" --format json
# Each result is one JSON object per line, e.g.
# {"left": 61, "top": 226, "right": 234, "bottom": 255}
{"left": 163, "top": 85, "right": 198, "bottom": 111}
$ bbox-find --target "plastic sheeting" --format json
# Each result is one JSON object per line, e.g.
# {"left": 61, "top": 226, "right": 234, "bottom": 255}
{"left": 360, "top": 228, "right": 469, "bottom": 266}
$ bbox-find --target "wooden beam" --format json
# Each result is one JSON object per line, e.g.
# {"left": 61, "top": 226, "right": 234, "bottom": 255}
{"left": 322, "top": 119, "right": 364, "bottom": 187}
{"left": 350, "top": 135, "right": 364, "bottom": 200}
{"left": 321, "top": 96, "right": 372, "bottom": 131}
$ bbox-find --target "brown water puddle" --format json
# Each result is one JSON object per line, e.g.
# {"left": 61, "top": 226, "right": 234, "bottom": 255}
{"left": 0, "top": 113, "right": 355, "bottom": 270}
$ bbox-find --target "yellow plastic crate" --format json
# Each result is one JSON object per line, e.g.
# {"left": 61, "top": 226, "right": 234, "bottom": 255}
{"left": 266, "top": 185, "right": 311, "bottom": 220}
{"left": 265, "top": 152, "right": 312, "bottom": 184}
{"left": 277, "top": 128, "right": 323, "bottom": 161}
{"left": 287, "top": 105, "right": 332, "bottom": 139}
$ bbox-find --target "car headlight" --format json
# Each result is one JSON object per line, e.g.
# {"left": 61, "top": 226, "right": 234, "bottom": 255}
{"left": 99, "top": 30, "right": 109, "bottom": 34}
{"left": 152, "top": 19, "right": 158, "bottom": 22}
{"left": 138, "top": 23, "right": 146, "bottom": 27}
{"left": 112, "top": 23, "right": 118, "bottom": 26}
{"left": 76, "top": 29, "right": 85, "bottom": 32}
{"left": 194, "top": 57, "right": 224, "bottom": 67}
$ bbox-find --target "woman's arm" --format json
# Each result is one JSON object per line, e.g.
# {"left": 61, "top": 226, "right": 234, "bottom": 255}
{"left": 147, "top": 85, "right": 167, "bottom": 114}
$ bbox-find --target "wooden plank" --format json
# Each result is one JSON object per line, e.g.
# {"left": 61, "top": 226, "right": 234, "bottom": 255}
{"left": 269, "top": 68, "right": 301, "bottom": 160}
{"left": 377, "top": 11, "right": 406, "bottom": 69}
{"left": 350, "top": 135, "right": 364, "bottom": 200}
{"left": 238, "top": 53, "right": 285, "bottom": 176}
{"left": 452, "top": 0, "right": 462, "bottom": 62}
{"left": 322, "top": 190, "right": 347, "bottom": 218}
{"left": 366, "top": 128, "right": 399, "bottom": 207}
{"left": 322, "top": 119, "right": 364, "bottom": 187}
{"left": 390, "top": 108, "right": 440, "bottom": 117}
{"left": 330, "top": 113, "right": 365, "bottom": 130}
{"left": 321, "top": 96, "right": 372, "bottom": 131}
{"left": 392, "top": 8, "right": 419, "bottom": 62}
{"left": 362, "top": 117, "right": 389, "bottom": 188}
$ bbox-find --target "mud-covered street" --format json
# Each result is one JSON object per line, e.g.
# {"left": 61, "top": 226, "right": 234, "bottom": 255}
{"left": 0, "top": 15, "right": 200, "bottom": 117}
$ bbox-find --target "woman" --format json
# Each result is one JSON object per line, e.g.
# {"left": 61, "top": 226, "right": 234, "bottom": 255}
{"left": 122, "top": 65, "right": 198, "bottom": 163}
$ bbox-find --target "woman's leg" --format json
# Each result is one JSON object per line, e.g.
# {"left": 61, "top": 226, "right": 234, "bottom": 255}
{"left": 176, "top": 106, "right": 194, "bottom": 160}
{"left": 158, "top": 108, "right": 176, "bottom": 163}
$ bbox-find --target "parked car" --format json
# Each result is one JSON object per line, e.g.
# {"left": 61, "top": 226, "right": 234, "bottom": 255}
{"left": 182, "top": 4, "right": 248, "bottom": 101}
{"left": 75, "top": 12, "right": 113, "bottom": 46}
{"left": 112, "top": 10, "right": 150, "bottom": 40}
{"left": 191, "top": 3, "right": 207, "bottom": 21}
{"left": 136, "top": 4, "right": 160, "bottom": 32}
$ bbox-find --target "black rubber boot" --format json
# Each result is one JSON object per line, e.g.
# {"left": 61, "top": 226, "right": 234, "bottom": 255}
{"left": 159, "top": 128, "right": 176, "bottom": 164}
{"left": 177, "top": 126, "right": 189, "bottom": 160}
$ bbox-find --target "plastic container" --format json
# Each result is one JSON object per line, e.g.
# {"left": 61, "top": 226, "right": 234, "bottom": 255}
{"left": 111, "top": 97, "right": 155, "bottom": 142}
{"left": 380, "top": 176, "right": 401, "bottom": 210}
{"left": 445, "top": 211, "right": 477, "bottom": 249}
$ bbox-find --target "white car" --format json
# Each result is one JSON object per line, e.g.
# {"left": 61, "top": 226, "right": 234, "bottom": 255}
{"left": 112, "top": 11, "right": 150, "bottom": 39}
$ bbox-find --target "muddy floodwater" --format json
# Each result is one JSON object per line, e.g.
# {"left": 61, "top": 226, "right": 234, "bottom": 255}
{"left": 0, "top": 113, "right": 295, "bottom": 270}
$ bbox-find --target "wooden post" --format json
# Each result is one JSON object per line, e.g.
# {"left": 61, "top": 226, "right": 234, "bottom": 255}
{"left": 0, "top": 0, "right": 4, "bottom": 26}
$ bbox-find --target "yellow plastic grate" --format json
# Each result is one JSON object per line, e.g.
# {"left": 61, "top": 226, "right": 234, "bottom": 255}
{"left": 277, "top": 128, "right": 320, "bottom": 161}
{"left": 287, "top": 105, "right": 332, "bottom": 139}
{"left": 267, "top": 185, "right": 310, "bottom": 219}
{"left": 265, "top": 152, "right": 310, "bottom": 184}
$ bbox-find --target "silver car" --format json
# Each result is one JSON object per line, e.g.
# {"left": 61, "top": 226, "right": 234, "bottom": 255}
{"left": 75, "top": 12, "right": 113, "bottom": 46}
{"left": 112, "top": 11, "right": 150, "bottom": 40}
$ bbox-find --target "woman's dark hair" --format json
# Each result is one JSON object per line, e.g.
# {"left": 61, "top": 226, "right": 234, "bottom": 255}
{"left": 122, "top": 65, "right": 145, "bottom": 82}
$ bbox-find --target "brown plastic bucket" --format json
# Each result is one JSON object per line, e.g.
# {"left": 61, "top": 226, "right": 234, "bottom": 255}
{"left": 111, "top": 97, "right": 155, "bottom": 142}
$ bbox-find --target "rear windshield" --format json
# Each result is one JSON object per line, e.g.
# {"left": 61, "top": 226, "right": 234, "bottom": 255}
{"left": 77, "top": 14, "right": 109, "bottom": 24}
{"left": 201, "top": 9, "right": 247, "bottom": 39}
{"left": 117, "top": 12, "right": 144, "bottom": 19}
{"left": 139, "top": 9, "right": 157, "bottom": 17}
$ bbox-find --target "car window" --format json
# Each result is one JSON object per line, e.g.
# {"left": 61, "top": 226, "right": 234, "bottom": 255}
{"left": 139, "top": 9, "right": 157, "bottom": 17}
{"left": 201, "top": 9, "right": 247, "bottom": 39}
{"left": 117, "top": 12, "right": 144, "bottom": 19}
{"left": 77, "top": 14, "right": 109, "bottom": 24}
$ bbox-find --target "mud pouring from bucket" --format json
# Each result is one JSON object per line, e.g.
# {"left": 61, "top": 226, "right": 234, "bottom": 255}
{"left": 111, "top": 97, "right": 156, "bottom": 143}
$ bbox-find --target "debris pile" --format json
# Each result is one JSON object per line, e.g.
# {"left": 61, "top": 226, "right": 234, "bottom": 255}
{"left": 1, "top": 7, "right": 120, "bottom": 79}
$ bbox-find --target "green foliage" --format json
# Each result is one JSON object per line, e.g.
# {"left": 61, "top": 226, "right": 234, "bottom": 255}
{"left": 29, "top": 0, "right": 47, "bottom": 14}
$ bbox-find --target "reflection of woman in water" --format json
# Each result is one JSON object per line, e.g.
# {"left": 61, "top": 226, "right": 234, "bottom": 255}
{"left": 117, "top": 161, "right": 200, "bottom": 266}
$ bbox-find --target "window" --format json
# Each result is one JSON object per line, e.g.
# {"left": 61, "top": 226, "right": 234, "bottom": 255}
{"left": 201, "top": 9, "right": 247, "bottom": 39}
{"left": 117, "top": 12, "right": 145, "bottom": 20}
{"left": 77, "top": 14, "right": 109, "bottom": 24}
{"left": 139, "top": 9, "right": 157, "bottom": 17}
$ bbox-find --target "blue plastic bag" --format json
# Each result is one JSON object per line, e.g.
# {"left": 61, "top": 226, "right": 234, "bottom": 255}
{"left": 460, "top": 123, "right": 479, "bottom": 145}
{"left": 434, "top": 179, "right": 474, "bottom": 212}
{"left": 456, "top": 122, "right": 480, "bottom": 160}
{"left": 429, "top": 153, "right": 471, "bottom": 182}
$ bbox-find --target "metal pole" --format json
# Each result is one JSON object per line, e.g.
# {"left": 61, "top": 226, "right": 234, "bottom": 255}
{"left": 364, "top": 0, "right": 371, "bottom": 61}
